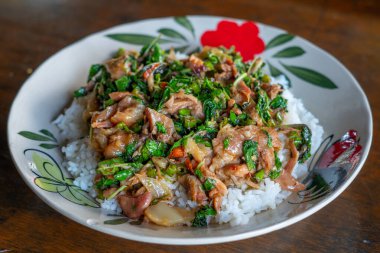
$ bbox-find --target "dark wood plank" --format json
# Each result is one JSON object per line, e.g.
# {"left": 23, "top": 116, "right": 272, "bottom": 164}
{"left": 0, "top": 0, "right": 379, "bottom": 252}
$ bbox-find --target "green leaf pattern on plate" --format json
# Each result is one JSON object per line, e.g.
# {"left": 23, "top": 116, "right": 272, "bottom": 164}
{"left": 29, "top": 150, "right": 100, "bottom": 208}
{"left": 265, "top": 34, "right": 295, "bottom": 50}
{"left": 266, "top": 32, "right": 337, "bottom": 89}
{"left": 106, "top": 34, "right": 173, "bottom": 45}
{"left": 106, "top": 16, "right": 196, "bottom": 54}
{"left": 174, "top": 16, "right": 195, "bottom": 38}
{"left": 19, "top": 129, "right": 58, "bottom": 149}
{"left": 267, "top": 62, "right": 291, "bottom": 88}
{"left": 272, "top": 46, "right": 305, "bottom": 58}
{"left": 158, "top": 28, "right": 187, "bottom": 41}
{"left": 281, "top": 63, "right": 338, "bottom": 89}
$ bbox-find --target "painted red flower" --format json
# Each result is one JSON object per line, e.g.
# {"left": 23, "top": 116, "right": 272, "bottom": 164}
{"left": 200, "top": 20, "right": 265, "bottom": 62}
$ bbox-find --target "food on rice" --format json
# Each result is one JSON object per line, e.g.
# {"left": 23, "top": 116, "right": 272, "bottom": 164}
{"left": 54, "top": 42, "right": 323, "bottom": 227}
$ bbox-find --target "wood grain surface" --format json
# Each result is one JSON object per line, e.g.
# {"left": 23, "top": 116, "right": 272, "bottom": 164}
{"left": 0, "top": 0, "right": 379, "bottom": 252}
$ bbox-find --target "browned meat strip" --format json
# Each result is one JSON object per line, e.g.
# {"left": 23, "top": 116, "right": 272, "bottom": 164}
{"left": 145, "top": 108, "right": 177, "bottom": 144}
{"left": 231, "top": 81, "right": 252, "bottom": 105}
{"left": 215, "top": 59, "right": 238, "bottom": 85}
{"left": 261, "top": 83, "right": 283, "bottom": 100}
{"left": 211, "top": 125, "right": 282, "bottom": 174}
{"left": 118, "top": 191, "right": 153, "bottom": 219}
{"left": 163, "top": 90, "right": 204, "bottom": 119}
{"left": 91, "top": 104, "right": 117, "bottom": 128}
{"left": 276, "top": 140, "right": 305, "bottom": 191}
{"left": 187, "top": 55, "right": 206, "bottom": 76}
{"left": 110, "top": 95, "right": 145, "bottom": 127}
{"left": 105, "top": 56, "right": 126, "bottom": 80}
{"left": 179, "top": 175, "right": 208, "bottom": 205}
{"left": 103, "top": 131, "right": 138, "bottom": 159}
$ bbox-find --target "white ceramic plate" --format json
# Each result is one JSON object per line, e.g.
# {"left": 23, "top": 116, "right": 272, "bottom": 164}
{"left": 8, "top": 16, "right": 372, "bottom": 245}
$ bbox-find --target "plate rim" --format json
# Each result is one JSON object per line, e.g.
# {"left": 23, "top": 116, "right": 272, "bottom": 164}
{"left": 7, "top": 15, "right": 373, "bottom": 245}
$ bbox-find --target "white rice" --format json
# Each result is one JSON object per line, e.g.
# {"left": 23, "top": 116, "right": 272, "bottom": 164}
{"left": 54, "top": 75, "right": 324, "bottom": 224}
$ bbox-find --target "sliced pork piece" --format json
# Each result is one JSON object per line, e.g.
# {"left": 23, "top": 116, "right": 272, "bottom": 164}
{"left": 187, "top": 55, "right": 206, "bottom": 76}
{"left": 103, "top": 130, "right": 138, "bottom": 159}
{"left": 215, "top": 59, "right": 238, "bottom": 85}
{"left": 179, "top": 174, "right": 208, "bottom": 205}
{"left": 145, "top": 108, "right": 177, "bottom": 144}
{"left": 105, "top": 56, "right": 127, "bottom": 80}
{"left": 276, "top": 139, "right": 305, "bottom": 191}
{"left": 231, "top": 81, "right": 252, "bottom": 105}
{"left": 117, "top": 191, "right": 152, "bottom": 219}
{"left": 110, "top": 95, "right": 145, "bottom": 127}
{"left": 184, "top": 137, "right": 213, "bottom": 165}
{"left": 261, "top": 83, "right": 283, "bottom": 100}
{"left": 163, "top": 90, "right": 204, "bottom": 119}
{"left": 210, "top": 125, "right": 282, "bottom": 173}
{"left": 91, "top": 104, "right": 117, "bottom": 128}
{"left": 91, "top": 127, "right": 117, "bottom": 151}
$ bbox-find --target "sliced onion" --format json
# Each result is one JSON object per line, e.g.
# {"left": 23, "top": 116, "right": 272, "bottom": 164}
{"left": 136, "top": 174, "right": 172, "bottom": 199}
{"left": 144, "top": 202, "right": 195, "bottom": 227}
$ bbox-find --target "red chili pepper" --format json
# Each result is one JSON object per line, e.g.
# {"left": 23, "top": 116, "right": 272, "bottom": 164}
{"left": 168, "top": 146, "right": 185, "bottom": 159}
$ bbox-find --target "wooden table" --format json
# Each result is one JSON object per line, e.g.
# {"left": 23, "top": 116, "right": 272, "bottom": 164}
{"left": 1, "top": 0, "right": 379, "bottom": 252}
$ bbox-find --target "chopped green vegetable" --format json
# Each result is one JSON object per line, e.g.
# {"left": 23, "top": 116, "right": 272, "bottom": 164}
{"left": 147, "top": 167, "right": 157, "bottom": 178}
{"left": 256, "top": 89, "right": 272, "bottom": 126}
{"left": 156, "top": 122, "right": 167, "bottom": 134}
{"left": 229, "top": 111, "right": 238, "bottom": 125}
{"left": 299, "top": 126, "right": 312, "bottom": 163}
{"left": 135, "top": 139, "right": 168, "bottom": 163}
{"left": 157, "top": 87, "right": 171, "bottom": 110}
{"left": 194, "top": 161, "right": 204, "bottom": 180}
{"left": 203, "top": 99, "right": 218, "bottom": 121}
{"left": 192, "top": 205, "right": 217, "bottom": 227}
{"left": 114, "top": 169, "right": 134, "bottom": 181}
{"left": 183, "top": 116, "right": 198, "bottom": 129}
{"left": 270, "top": 95, "right": 287, "bottom": 110}
{"left": 263, "top": 130, "right": 273, "bottom": 148}
{"left": 87, "top": 64, "right": 103, "bottom": 81}
{"left": 243, "top": 140, "right": 258, "bottom": 171}
{"left": 73, "top": 87, "right": 87, "bottom": 98}
{"left": 223, "top": 137, "right": 230, "bottom": 149}
{"left": 95, "top": 177, "right": 118, "bottom": 190}
{"left": 164, "top": 164, "right": 178, "bottom": 177}
{"left": 269, "top": 151, "right": 282, "bottom": 180}
{"left": 203, "top": 178, "right": 216, "bottom": 191}
{"left": 194, "top": 135, "right": 212, "bottom": 148}
{"left": 115, "top": 76, "right": 131, "bottom": 91}
{"left": 179, "top": 108, "right": 191, "bottom": 116}
{"left": 254, "top": 169, "right": 265, "bottom": 182}
{"left": 107, "top": 185, "right": 127, "bottom": 200}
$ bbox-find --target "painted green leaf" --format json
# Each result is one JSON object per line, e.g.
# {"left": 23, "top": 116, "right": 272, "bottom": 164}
{"left": 32, "top": 152, "right": 64, "bottom": 181}
{"left": 64, "top": 178, "right": 75, "bottom": 185}
{"left": 273, "top": 46, "right": 305, "bottom": 58}
{"left": 69, "top": 186, "right": 100, "bottom": 208}
{"left": 104, "top": 218, "right": 129, "bottom": 225}
{"left": 268, "top": 62, "right": 291, "bottom": 88}
{"left": 106, "top": 34, "right": 173, "bottom": 45}
{"left": 39, "top": 143, "right": 59, "bottom": 149}
{"left": 174, "top": 16, "right": 195, "bottom": 37}
{"left": 39, "top": 129, "right": 57, "bottom": 142}
{"left": 158, "top": 28, "right": 187, "bottom": 41}
{"left": 34, "top": 177, "right": 61, "bottom": 192}
{"left": 281, "top": 63, "right": 338, "bottom": 89}
{"left": 18, "top": 131, "right": 52, "bottom": 141}
{"left": 58, "top": 186, "right": 99, "bottom": 208}
{"left": 266, "top": 34, "right": 294, "bottom": 50}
